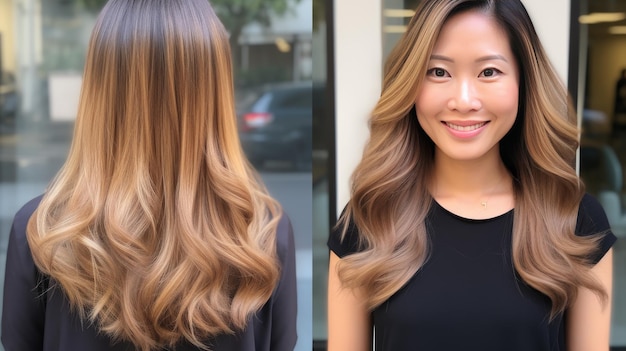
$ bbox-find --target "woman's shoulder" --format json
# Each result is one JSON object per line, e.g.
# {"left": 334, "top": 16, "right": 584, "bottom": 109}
{"left": 275, "top": 214, "right": 295, "bottom": 265}
{"left": 576, "top": 193, "right": 617, "bottom": 264}
{"left": 11, "top": 195, "right": 44, "bottom": 238}
{"left": 576, "top": 193, "right": 612, "bottom": 236}
{"left": 327, "top": 208, "right": 362, "bottom": 258}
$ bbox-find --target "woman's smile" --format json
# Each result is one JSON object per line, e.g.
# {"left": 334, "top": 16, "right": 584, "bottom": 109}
{"left": 415, "top": 10, "right": 519, "bottom": 161}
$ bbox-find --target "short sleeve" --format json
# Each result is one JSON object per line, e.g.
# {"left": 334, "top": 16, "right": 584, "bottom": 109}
{"left": 327, "top": 208, "right": 362, "bottom": 258}
{"left": 575, "top": 193, "right": 617, "bottom": 264}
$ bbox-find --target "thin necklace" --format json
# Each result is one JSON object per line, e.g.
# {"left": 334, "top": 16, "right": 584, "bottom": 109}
{"left": 479, "top": 173, "right": 509, "bottom": 210}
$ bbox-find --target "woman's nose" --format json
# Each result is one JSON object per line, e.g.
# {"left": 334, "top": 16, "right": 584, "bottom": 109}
{"left": 447, "top": 79, "right": 482, "bottom": 112}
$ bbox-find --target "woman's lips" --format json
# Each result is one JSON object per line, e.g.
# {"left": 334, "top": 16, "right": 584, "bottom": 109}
{"left": 442, "top": 121, "right": 489, "bottom": 138}
{"left": 444, "top": 121, "right": 487, "bottom": 131}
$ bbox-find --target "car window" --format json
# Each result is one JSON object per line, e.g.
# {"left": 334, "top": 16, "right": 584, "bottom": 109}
{"left": 280, "top": 89, "right": 312, "bottom": 109}
{"left": 250, "top": 92, "right": 274, "bottom": 112}
{"left": 269, "top": 88, "right": 312, "bottom": 110}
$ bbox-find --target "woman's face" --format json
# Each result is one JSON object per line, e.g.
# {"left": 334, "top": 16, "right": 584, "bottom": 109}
{"left": 415, "top": 10, "right": 519, "bottom": 164}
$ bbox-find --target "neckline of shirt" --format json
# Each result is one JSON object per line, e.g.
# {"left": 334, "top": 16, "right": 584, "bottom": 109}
{"left": 432, "top": 199, "right": 514, "bottom": 223}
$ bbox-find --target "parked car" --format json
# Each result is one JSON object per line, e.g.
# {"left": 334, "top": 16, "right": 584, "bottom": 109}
{"left": 238, "top": 81, "right": 313, "bottom": 171}
{"left": 0, "top": 71, "right": 19, "bottom": 122}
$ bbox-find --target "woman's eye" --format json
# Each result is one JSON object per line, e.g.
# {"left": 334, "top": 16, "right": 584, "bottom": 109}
{"left": 480, "top": 68, "right": 500, "bottom": 77}
{"left": 427, "top": 68, "right": 448, "bottom": 78}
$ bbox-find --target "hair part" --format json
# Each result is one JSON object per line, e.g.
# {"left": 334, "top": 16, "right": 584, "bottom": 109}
{"left": 337, "top": 0, "right": 607, "bottom": 318}
{"left": 26, "top": 0, "right": 281, "bottom": 349}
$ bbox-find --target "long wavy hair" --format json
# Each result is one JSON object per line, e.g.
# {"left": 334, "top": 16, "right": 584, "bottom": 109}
{"left": 26, "top": 0, "right": 281, "bottom": 349}
{"left": 337, "top": 0, "right": 607, "bottom": 318}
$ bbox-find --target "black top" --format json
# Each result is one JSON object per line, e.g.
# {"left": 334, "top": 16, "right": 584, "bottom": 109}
{"left": 2, "top": 196, "right": 298, "bottom": 351}
{"left": 328, "top": 193, "right": 616, "bottom": 351}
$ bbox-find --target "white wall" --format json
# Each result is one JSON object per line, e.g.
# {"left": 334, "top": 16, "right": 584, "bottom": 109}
{"left": 523, "top": 0, "right": 571, "bottom": 84}
{"left": 334, "top": 0, "right": 382, "bottom": 209}
{"left": 334, "top": 0, "right": 572, "bottom": 212}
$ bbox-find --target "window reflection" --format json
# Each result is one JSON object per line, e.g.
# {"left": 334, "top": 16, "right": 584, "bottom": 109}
{"left": 312, "top": 0, "right": 330, "bottom": 349}
{"left": 382, "top": 0, "right": 420, "bottom": 58}
{"left": 577, "top": 0, "right": 626, "bottom": 346}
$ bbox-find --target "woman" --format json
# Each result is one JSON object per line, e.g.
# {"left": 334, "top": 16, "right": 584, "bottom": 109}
{"left": 328, "top": 0, "right": 615, "bottom": 350}
{"left": 2, "top": 0, "right": 297, "bottom": 350}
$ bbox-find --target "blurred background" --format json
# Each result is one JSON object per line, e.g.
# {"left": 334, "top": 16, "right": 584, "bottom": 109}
{"left": 0, "top": 0, "right": 312, "bottom": 350}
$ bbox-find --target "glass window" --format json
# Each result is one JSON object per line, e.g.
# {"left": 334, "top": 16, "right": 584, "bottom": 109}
{"left": 274, "top": 89, "right": 313, "bottom": 109}
{"left": 312, "top": 0, "right": 330, "bottom": 350}
{"left": 575, "top": 0, "right": 626, "bottom": 347}
{"left": 382, "top": 0, "right": 420, "bottom": 59}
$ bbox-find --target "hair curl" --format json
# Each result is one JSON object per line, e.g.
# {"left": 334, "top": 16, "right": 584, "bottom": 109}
{"left": 337, "top": 0, "right": 607, "bottom": 318}
{"left": 26, "top": 0, "right": 281, "bottom": 349}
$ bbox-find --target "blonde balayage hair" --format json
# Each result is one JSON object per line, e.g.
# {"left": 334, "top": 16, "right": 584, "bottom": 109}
{"left": 338, "top": 0, "right": 607, "bottom": 318}
{"left": 26, "top": 0, "right": 281, "bottom": 349}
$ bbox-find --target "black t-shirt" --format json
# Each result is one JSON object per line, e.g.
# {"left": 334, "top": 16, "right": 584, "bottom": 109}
{"left": 2, "top": 196, "right": 298, "bottom": 351}
{"left": 328, "top": 193, "right": 616, "bottom": 351}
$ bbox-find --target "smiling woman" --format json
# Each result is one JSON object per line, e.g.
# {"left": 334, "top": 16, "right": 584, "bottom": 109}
{"left": 327, "top": 1, "right": 616, "bottom": 351}
{"left": 416, "top": 10, "right": 519, "bottom": 168}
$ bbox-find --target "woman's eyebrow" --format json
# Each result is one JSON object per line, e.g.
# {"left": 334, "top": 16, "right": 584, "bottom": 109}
{"left": 429, "top": 54, "right": 509, "bottom": 63}
{"left": 476, "top": 54, "right": 508, "bottom": 63}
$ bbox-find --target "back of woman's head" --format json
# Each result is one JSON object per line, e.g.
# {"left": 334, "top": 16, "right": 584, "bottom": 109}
{"left": 27, "top": 0, "right": 282, "bottom": 349}
{"left": 79, "top": 0, "right": 244, "bottom": 183}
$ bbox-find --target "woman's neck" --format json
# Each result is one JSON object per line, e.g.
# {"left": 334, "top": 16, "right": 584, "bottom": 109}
{"left": 430, "top": 149, "right": 514, "bottom": 219}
